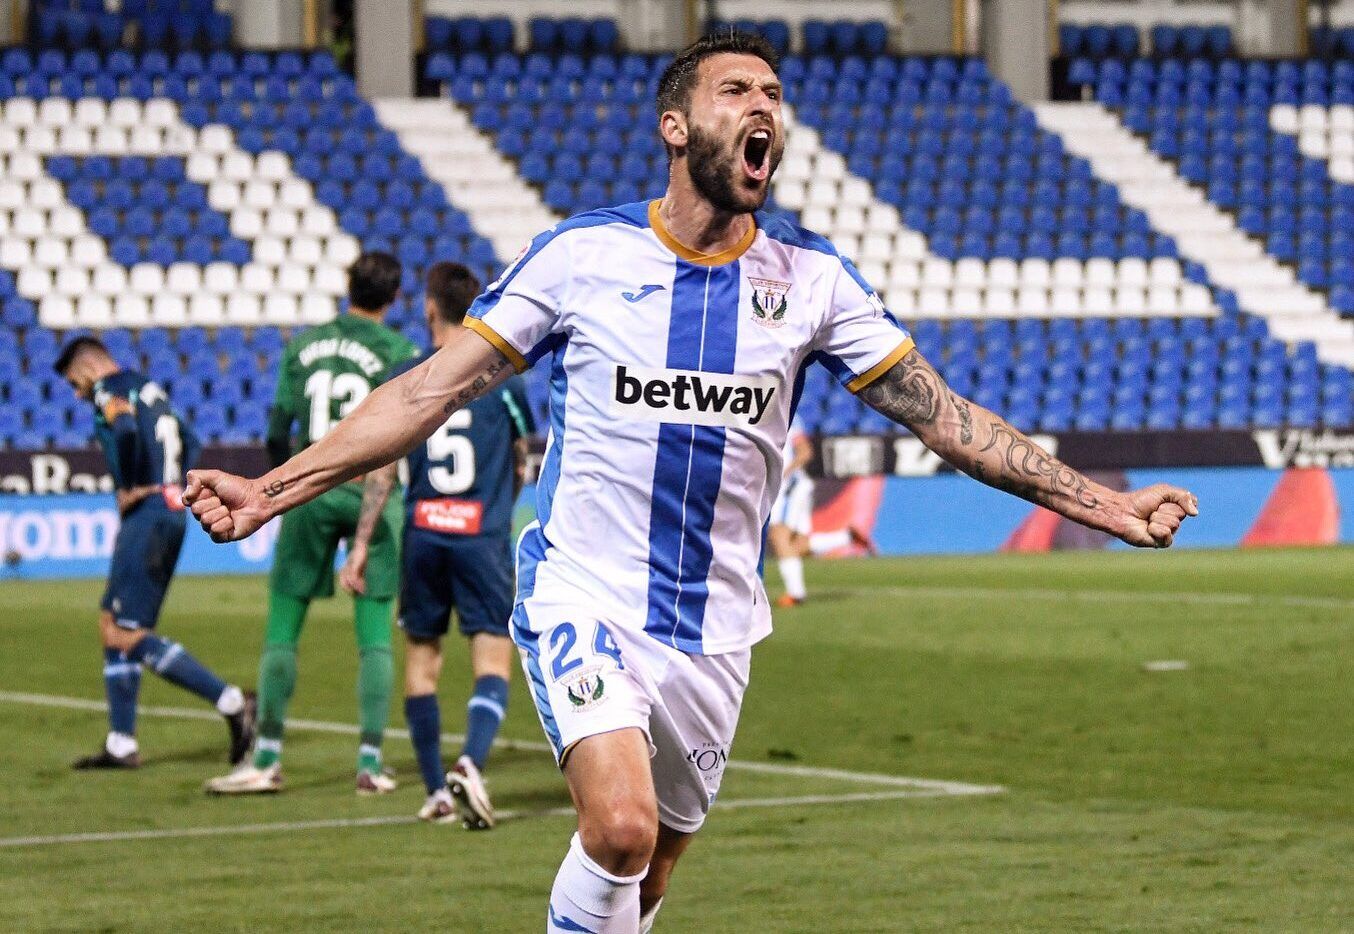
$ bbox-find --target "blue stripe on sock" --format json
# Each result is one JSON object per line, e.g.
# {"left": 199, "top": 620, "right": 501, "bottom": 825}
{"left": 643, "top": 261, "right": 741, "bottom": 652}
{"left": 404, "top": 693, "right": 445, "bottom": 795}
{"left": 102, "top": 647, "right": 139, "bottom": 736}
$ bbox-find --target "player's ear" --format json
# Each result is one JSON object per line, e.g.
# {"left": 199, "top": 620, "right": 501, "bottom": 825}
{"left": 659, "top": 109, "right": 688, "bottom": 151}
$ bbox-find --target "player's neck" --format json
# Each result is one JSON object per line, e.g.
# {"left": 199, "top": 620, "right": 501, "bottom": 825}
{"left": 348, "top": 305, "right": 386, "bottom": 323}
{"left": 657, "top": 177, "right": 753, "bottom": 256}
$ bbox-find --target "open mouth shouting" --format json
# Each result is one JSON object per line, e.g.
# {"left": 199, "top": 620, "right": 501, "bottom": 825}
{"left": 742, "top": 127, "right": 773, "bottom": 182}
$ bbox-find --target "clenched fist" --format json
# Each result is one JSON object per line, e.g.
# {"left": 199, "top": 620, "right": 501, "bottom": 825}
{"left": 183, "top": 470, "right": 273, "bottom": 543}
{"left": 1116, "top": 483, "right": 1199, "bottom": 548}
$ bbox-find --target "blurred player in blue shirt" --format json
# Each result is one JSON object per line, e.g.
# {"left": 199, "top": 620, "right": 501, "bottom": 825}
{"left": 340, "top": 262, "right": 534, "bottom": 827}
{"left": 55, "top": 337, "right": 254, "bottom": 769}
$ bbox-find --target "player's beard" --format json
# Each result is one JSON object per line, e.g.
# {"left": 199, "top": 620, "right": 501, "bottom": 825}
{"left": 686, "top": 122, "right": 779, "bottom": 214}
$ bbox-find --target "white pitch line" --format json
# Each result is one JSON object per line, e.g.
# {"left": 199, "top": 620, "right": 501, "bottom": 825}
{"left": 0, "top": 789, "right": 956, "bottom": 849}
{"left": 0, "top": 690, "right": 1003, "bottom": 795}
{"left": 842, "top": 586, "right": 1354, "bottom": 613}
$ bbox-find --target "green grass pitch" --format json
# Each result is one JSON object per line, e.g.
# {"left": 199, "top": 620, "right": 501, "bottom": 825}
{"left": 0, "top": 548, "right": 1350, "bottom": 932}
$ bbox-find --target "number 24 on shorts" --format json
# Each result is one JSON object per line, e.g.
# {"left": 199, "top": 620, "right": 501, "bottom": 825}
{"left": 548, "top": 622, "right": 625, "bottom": 680}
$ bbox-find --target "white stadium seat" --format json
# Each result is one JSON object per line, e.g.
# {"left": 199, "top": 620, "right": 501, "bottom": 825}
{"left": 1019, "top": 258, "right": 1051, "bottom": 290}
{"left": 1083, "top": 287, "right": 1114, "bottom": 316}
{"left": 1050, "top": 287, "right": 1081, "bottom": 316}
{"left": 70, "top": 234, "right": 106, "bottom": 265}
{"left": 226, "top": 293, "right": 262, "bottom": 324}
{"left": 1017, "top": 288, "right": 1051, "bottom": 316}
{"left": 804, "top": 179, "right": 838, "bottom": 206}
{"left": 833, "top": 233, "right": 860, "bottom": 259}
{"left": 256, "top": 151, "right": 290, "bottom": 181}
{"left": 143, "top": 99, "right": 177, "bottom": 127}
{"left": 33, "top": 237, "right": 69, "bottom": 268}
{"left": 9, "top": 151, "right": 43, "bottom": 180}
{"left": 324, "top": 235, "right": 360, "bottom": 266}
{"left": 1113, "top": 287, "right": 1147, "bottom": 316}
{"left": 982, "top": 288, "right": 1016, "bottom": 317}
{"left": 22, "top": 125, "right": 57, "bottom": 153}
{"left": 1117, "top": 257, "right": 1148, "bottom": 289}
{"left": 920, "top": 258, "right": 954, "bottom": 289}
{"left": 39, "top": 295, "right": 75, "bottom": 329}
{"left": 129, "top": 125, "right": 165, "bottom": 154}
{"left": 833, "top": 206, "right": 866, "bottom": 236}
{"left": 838, "top": 177, "right": 871, "bottom": 207}
{"left": 885, "top": 288, "right": 917, "bottom": 318}
{"left": 92, "top": 126, "right": 128, "bottom": 154}
{"left": 1331, "top": 134, "right": 1354, "bottom": 159}
{"left": 951, "top": 288, "right": 982, "bottom": 315}
{"left": 166, "top": 262, "right": 203, "bottom": 295}
{"left": 860, "top": 234, "right": 892, "bottom": 263}
{"left": 1331, "top": 104, "right": 1354, "bottom": 133}
{"left": 800, "top": 205, "right": 832, "bottom": 231}
{"left": 203, "top": 261, "right": 240, "bottom": 295}
{"left": 241, "top": 263, "right": 276, "bottom": 294}
{"left": 188, "top": 294, "right": 226, "bottom": 326}
{"left": 28, "top": 178, "right": 63, "bottom": 210}
{"left": 221, "top": 151, "right": 255, "bottom": 182}
{"left": 93, "top": 262, "right": 130, "bottom": 295}
{"left": 0, "top": 126, "right": 19, "bottom": 150}
{"left": 3, "top": 97, "right": 37, "bottom": 126}
{"left": 152, "top": 293, "right": 188, "bottom": 327}
{"left": 865, "top": 204, "right": 899, "bottom": 233}
{"left": 987, "top": 258, "right": 1019, "bottom": 291}
{"left": 73, "top": 98, "right": 107, "bottom": 127}
{"left": 113, "top": 294, "right": 151, "bottom": 327}
{"left": 857, "top": 261, "right": 887, "bottom": 290}
{"left": 198, "top": 124, "right": 233, "bottom": 154}
{"left": 279, "top": 178, "right": 312, "bottom": 210}
{"left": 894, "top": 230, "right": 927, "bottom": 260}
{"left": 286, "top": 235, "right": 322, "bottom": 266}
{"left": 76, "top": 294, "right": 113, "bottom": 327}
{"left": 954, "top": 257, "right": 986, "bottom": 290}
{"left": 773, "top": 180, "right": 806, "bottom": 210}
{"left": 1269, "top": 103, "right": 1299, "bottom": 134}
{"left": 1148, "top": 257, "right": 1181, "bottom": 288}
{"left": 1299, "top": 103, "right": 1328, "bottom": 133}
{"left": 301, "top": 205, "right": 337, "bottom": 236}
{"left": 207, "top": 179, "right": 242, "bottom": 212}
{"left": 13, "top": 207, "right": 46, "bottom": 238}
{"left": 230, "top": 209, "right": 263, "bottom": 240}
{"left": 1147, "top": 286, "right": 1181, "bottom": 316}
{"left": 886, "top": 260, "right": 920, "bottom": 291}
{"left": 252, "top": 236, "right": 287, "bottom": 267}
{"left": 812, "top": 152, "right": 846, "bottom": 181}
{"left": 161, "top": 123, "right": 197, "bottom": 155}
{"left": 55, "top": 266, "right": 90, "bottom": 297}
{"left": 917, "top": 287, "right": 951, "bottom": 317}
{"left": 243, "top": 180, "right": 278, "bottom": 210}
{"left": 314, "top": 264, "right": 346, "bottom": 295}
{"left": 263, "top": 208, "right": 299, "bottom": 237}
{"left": 107, "top": 98, "right": 141, "bottom": 128}
{"left": 50, "top": 205, "right": 85, "bottom": 238}
{"left": 0, "top": 236, "right": 31, "bottom": 266}
{"left": 1051, "top": 257, "right": 1084, "bottom": 290}
{"left": 277, "top": 264, "right": 312, "bottom": 294}
{"left": 18, "top": 267, "right": 53, "bottom": 300}
{"left": 1181, "top": 284, "right": 1212, "bottom": 314}
{"left": 129, "top": 263, "right": 166, "bottom": 297}
{"left": 263, "top": 293, "right": 300, "bottom": 324}
{"left": 300, "top": 294, "right": 337, "bottom": 325}
{"left": 776, "top": 152, "right": 812, "bottom": 183}
{"left": 1084, "top": 257, "right": 1116, "bottom": 289}
{"left": 37, "top": 97, "right": 72, "bottom": 126}
{"left": 186, "top": 152, "right": 221, "bottom": 184}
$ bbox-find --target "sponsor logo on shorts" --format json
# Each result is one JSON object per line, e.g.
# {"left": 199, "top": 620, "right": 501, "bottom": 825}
{"left": 687, "top": 743, "right": 729, "bottom": 773}
{"left": 413, "top": 498, "right": 484, "bottom": 535}
{"left": 563, "top": 665, "right": 608, "bottom": 711}
{"left": 610, "top": 364, "right": 777, "bottom": 428}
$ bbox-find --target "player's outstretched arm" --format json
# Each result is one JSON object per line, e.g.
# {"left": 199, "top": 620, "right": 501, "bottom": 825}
{"left": 184, "top": 329, "right": 514, "bottom": 543}
{"left": 857, "top": 348, "right": 1199, "bottom": 547}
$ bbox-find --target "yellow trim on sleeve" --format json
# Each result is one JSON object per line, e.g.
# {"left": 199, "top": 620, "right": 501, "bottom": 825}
{"left": 846, "top": 337, "right": 916, "bottom": 394}
{"left": 648, "top": 199, "right": 757, "bottom": 266}
{"left": 464, "top": 317, "right": 529, "bottom": 373}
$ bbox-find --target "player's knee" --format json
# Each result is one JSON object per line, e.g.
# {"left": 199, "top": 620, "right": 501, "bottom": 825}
{"left": 99, "top": 614, "right": 145, "bottom": 652}
{"left": 404, "top": 637, "right": 442, "bottom": 694}
{"left": 580, "top": 805, "right": 658, "bottom": 875}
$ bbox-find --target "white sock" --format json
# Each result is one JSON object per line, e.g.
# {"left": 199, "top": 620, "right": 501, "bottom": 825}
{"left": 548, "top": 832, "right": 645, "bottom": 933}
{"left": 808, "top": 529, "right": 851, "bottom": 555}
{"left": 216, "top": 684, "right": 244, "bottom": 716}
{"left": 105, "top": 731, "right": 138, "bottom": 757}
{"left": 639, "top": 897, "right": 663, "bottom": 933}
{"left": 778, "top": 556, "right": 806, "bottom": 600}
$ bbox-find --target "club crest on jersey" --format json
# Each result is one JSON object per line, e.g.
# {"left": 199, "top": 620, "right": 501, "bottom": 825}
{"left": 563, "top": 666, "right": 607, "bottom": 711}
{"left": 748, "top": 277, "right": 791, "bottom": 329}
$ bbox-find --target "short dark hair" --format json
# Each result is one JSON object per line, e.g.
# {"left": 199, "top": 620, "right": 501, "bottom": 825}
{"left": 425, "top": 261, "right": 481, "bottom": 325}
{"left": 53, "top": 336, "right": 107, "bottom": 375}
{"left": 347, "top": 251, "right": 402, "bottom": 311}
{"left": 655, "top": 29, "right": 781, "bottom": 125}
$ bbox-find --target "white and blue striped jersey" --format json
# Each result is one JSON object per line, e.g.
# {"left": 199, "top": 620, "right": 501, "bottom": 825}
{"left": 466, "top": 200, "right": 913, "bottom": 655}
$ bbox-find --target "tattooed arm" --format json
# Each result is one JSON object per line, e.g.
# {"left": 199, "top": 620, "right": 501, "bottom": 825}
{"left": 183, "top": 328, "right": 514, "bottom": 542}
{"left": 858, "top": 349, "right": 1198, "bottom": 547}
{"left": 337, "top": 461, "right": 398, "bottom": 596}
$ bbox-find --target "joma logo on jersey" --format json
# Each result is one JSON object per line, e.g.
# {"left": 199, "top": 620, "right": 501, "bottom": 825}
{"left": 611, "top": 365, "right": 777, "bottom": 427}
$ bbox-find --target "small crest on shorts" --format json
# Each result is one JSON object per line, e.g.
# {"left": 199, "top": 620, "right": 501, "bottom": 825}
{"left": 564, "top": 666, "right": 607, "bottom": 710}
{"left": 749, "top": 277, "right": 791, "bottom": 328}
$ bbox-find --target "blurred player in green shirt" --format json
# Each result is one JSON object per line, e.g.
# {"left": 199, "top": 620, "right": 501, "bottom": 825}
{"left": 207, "top": 252, "right": 418, "bottom": 795}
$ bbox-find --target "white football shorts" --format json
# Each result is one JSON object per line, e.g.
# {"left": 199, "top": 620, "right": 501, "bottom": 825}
{"left": 769, "top": 473, "right": 814, "bottom": 537}
{"left": 511, "top": 603, "right": 750, "bottom": 833}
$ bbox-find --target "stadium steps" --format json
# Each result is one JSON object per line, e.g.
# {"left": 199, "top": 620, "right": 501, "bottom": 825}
{"left": 1035, "top": 101, "right": 1354, "bottom": 366}
{"left": 373, "top": 98, "right": 556, "bottom": 262}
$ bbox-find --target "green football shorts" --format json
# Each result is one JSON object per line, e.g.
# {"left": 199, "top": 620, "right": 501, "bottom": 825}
{"left": 268, "top": 483, "right": 402, "bottom": 600}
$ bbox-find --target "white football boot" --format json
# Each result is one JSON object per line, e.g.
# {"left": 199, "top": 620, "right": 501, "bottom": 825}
{"left": 205, "top": 762, "right": 282, "bottom": 794}
{"left": 448, "top": 756, "right": 495, "bottom": 830}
